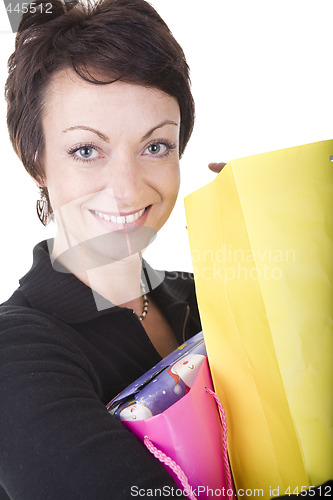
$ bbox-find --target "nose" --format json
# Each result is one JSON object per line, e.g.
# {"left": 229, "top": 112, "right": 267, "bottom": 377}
{"left": 104, "top": 154, "right": 146, "bottom": 209}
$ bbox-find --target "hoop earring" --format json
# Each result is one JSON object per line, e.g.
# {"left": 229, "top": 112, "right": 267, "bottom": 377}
{"left": 36, "top": 193, "right": 49, "bottom": 226}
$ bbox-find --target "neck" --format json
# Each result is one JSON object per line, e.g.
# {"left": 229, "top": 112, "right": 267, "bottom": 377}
{"left": 51, "top": 230, "right": 146, "bottom": 312}
{"left": 84, "top": 253, "right": 144, "bottom": 307}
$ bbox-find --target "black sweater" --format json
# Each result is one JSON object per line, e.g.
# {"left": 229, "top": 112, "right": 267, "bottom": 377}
{"left": 0, "top": 241, "right": 201, "bottom": 499}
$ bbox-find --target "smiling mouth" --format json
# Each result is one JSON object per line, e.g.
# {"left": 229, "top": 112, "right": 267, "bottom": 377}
{"left": 89, "top": 206, "right": 149, "bottom": 224}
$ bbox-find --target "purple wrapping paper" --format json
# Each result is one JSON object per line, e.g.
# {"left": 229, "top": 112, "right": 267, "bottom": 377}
{"left": 107, "top": 332, "right": 206, "bottom": 421}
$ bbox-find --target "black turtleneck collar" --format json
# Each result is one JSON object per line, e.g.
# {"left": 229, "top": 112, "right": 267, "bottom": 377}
{"left": 5, "top": 241, "right": 199, "bottom": 340}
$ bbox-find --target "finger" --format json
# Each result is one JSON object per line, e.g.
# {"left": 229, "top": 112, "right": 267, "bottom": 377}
{"left": 208, "top": 162, "right": 227, "bottom": 173}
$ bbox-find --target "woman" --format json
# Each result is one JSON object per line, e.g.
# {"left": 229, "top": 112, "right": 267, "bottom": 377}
{"left": 0, "top": 0, "right": 203, "bottom": 497}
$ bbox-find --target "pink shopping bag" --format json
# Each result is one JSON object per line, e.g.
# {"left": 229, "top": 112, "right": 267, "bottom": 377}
{"left": 107, "top": 333, "right": 235, "bottom": 499}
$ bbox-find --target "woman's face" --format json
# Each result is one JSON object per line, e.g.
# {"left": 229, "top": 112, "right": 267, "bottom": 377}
{"left": 40, "top": 69, "right": 181, "bottom": 260}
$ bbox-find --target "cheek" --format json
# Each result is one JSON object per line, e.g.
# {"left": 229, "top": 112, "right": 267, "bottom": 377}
{"left": 168, "top": 172, "right": 181, "bottom": 207}
{"left": 44, "top": 165, "right": 94, "bottom": 211}
{"left": 47, "top": 181, "right": 82, "bottom": 213}
{"left": 42, "top": 146, "right": 95, "bottom": 207}
{"left": 159, "top": 164, "right": 180, "bottom": 202}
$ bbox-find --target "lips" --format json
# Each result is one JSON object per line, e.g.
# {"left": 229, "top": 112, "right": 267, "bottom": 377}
{"left": 89, "top": 206, "right": 150, "bottom": 228}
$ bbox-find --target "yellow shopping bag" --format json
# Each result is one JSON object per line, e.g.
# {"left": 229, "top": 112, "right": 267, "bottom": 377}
{"left": 184, "top": 140, "right": 333, "bottom": 498}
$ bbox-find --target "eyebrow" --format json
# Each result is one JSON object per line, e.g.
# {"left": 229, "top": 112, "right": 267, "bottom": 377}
{"left": 62, "top": 125, "right": 109, "bottom": 142}
{"left": 62, "top": 120, "right": 178, "bottom": 143}
{"left": 140, "top": 120, "right": 179, "bottom": 141}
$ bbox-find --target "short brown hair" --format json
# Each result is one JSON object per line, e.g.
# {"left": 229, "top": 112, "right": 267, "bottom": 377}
{"left": 5, "top": 0, "right": 195, "bottom": 202}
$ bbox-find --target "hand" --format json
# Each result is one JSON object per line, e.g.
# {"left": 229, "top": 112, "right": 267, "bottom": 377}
{"left": 208, "top": 162, "right": 227, "bottom": 173}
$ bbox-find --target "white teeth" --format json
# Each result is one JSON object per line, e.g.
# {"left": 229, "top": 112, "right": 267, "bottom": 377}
{"left": 92, "top": 208, "right": 146, "bottom": 224}
{"left": 125, "top": 213, "right": 136, "bottom": 223}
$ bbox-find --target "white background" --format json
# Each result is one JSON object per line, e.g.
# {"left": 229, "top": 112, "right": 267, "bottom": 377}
{"left": 0, "top": 0, "right": 332, "bottom": 302}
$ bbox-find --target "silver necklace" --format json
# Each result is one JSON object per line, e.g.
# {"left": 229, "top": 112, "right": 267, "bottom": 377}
{"left": 138, "top": 279, "right": 149, "bottom": 321}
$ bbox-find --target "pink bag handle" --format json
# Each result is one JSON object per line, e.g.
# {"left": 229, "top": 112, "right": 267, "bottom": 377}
{"left": 205, "top": 388, "right": 234, "bottom": 498}
{"left": 143, "top": 388, "right": 235, "bottom": 500}
{"left": 144, "top": 436, "right": 197, "bottom": 500}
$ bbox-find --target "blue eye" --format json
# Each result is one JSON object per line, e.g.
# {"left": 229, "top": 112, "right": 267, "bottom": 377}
{"left": 78, "top": 146, "right": 95, "bottom": 158}
{"left": 143, "top": 140, "right": 176, "bottom": 158}
{"left": 68, "top": 143, "right": 101, "bottom": 163}
{"left": 148, "top": 143, "right": 162, "bottom": 154}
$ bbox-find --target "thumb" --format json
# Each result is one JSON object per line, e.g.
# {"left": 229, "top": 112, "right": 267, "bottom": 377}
{"left": 208, "top": 162, "right": 227, "bottom": 173}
